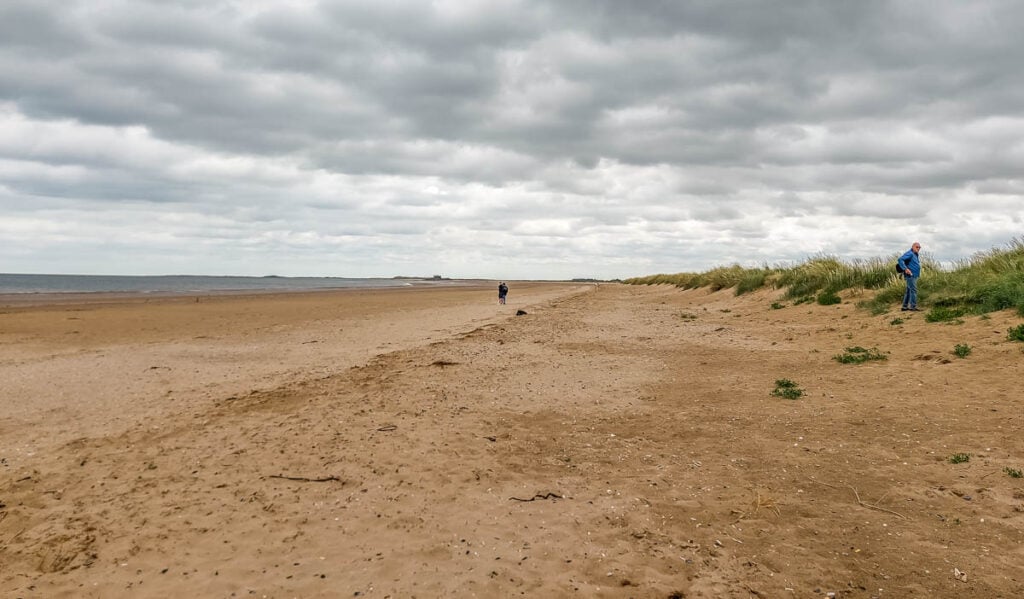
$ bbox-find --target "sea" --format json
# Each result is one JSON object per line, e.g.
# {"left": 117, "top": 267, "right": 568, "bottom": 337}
{"left": 0, "top": 273, "right": 463, "bottom": 295}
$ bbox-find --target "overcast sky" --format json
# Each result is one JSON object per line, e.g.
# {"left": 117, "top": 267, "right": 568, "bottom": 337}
{"left": 1, "top": 1, "right": 1022, "bottom": 279}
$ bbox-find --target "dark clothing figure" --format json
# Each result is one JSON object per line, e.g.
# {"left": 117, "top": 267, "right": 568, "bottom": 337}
{"left": 898, "top": 242, "right": 922, "bottom": 311}
{"left": 498, "top": 282, "right": 508, "bottom": 305}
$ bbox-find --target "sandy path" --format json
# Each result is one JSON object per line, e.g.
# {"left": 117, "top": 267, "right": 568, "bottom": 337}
{"left": 1, "top": 283, "right": 1023, "bottom": 598}
{"left": 0, "top": 283, "right": 586, "bottom": 455}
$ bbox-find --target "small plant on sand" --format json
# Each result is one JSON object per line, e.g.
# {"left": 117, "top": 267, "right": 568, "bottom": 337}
{"left": 889, "top": 317, "right": 905, "bottom": 326}
{"left": 833, "top": 346, "right": 888, "bottom": 364}
{"left": 1004, "top": 467, "right": 1023, "bottom": 478}
{"left": 949, "top": 453, "right": 971, "bottom": 464}
{"left": 679, "top": 312, "right": 698, "bottom": 320}
{"left": 770, "top": 302, "right": 785, "bottom": 310}
{"left": 793, "top": 295, "right": 815, "bottom": 306}
{"left": 1008, "top": 324, "right": 1024, "bottom": 342}
{"left": 816, "top": 290, "right": 841, "bottom": 305}
{"left": 953, "top": 343, "right": 972, "bottom": 358}
{"left": 770, "top": 378, "right": 804, "bottom": 400}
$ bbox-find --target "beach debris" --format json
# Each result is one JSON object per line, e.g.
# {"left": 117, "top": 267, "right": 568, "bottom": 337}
{"left": 953, "top": 568, "right": 968, "bottom": 582}
{"left": 516, "top": 309, "right": 528, "bottom": 315}
{"left": 376, "top": 424, "right": 398, "bottom": 432}
{"left": 483, "top": 436, "right": 497, "bottom": 442}
{"left": 268, "top": 474, "right": 343, "bottom": 483}
{"left": 431, "top": 360, "right": 459, "bottom": 367}
{"left": 805, "top": 479, "right": 907, "bottom": 519}
{"left": 733, "top": 489, "right": 780, "bottom": 522}
{"left": 509, "top": 492, "right": 563, "bottom": 502}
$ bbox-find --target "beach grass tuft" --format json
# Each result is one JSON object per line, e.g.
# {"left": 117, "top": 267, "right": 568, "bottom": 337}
{"left": 926, "top": 306, "right": 968, "bottom": 323}
{"left": 816, "top": 290, "right": 841, "bottom": 305}
{"left": 1009, "top": 324, "right": 1024, "bottom": 342}
{"left": 833, "top": 346, "right": 887, "bottom": 364}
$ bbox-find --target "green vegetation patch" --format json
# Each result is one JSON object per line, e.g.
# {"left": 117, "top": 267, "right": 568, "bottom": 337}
{"left": 1008, "top": 324, "right": 1024, "bottom": 342}
{"left": 816, "top": 290, "right": 841, "bottom": 305}
{"left": 889, "top": 317, "right": 905, "bottom": 326}
{"left": 949, "top": 453, "right": 971, "bottom": 464}
{"left": 625, "top": 238, "right": 1024, "bottom": 321}
{"left": 736, "top": 268, "right": 771, "bottom": 295}
{"left": 833, "top": 346, "right": 888, "bottom": 364}
{"left": 953, "top": 343, "right": 972, "bottom": 358}
{"left": 926, "top": 306, "right": 968, "bottom": 323}
{"left": 1004, "top": 467, "right": 1023, "bottom": 478}
{"left": 770, "top": 379, "right": 804, "bottom": 400}
{"left": 770, "top": 302, "right": 785, "bottom": 310}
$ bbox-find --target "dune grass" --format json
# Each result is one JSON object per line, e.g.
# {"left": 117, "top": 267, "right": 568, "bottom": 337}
{"left": 625, "top": 238, "right": 1024, "bottom": 319}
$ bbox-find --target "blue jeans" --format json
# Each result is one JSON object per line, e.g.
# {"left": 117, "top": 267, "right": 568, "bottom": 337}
{"left": 902, "top": 275, "right": 918, "bottom": 308}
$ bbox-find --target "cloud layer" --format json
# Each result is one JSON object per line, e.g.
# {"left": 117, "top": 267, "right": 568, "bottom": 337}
{"left": 2, "top": 0, "right": 1022, "bottom": 278}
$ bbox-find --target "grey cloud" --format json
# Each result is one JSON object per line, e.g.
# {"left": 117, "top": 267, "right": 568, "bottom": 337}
{"left": 3, "top": 1, "right": 1024, "bottom": 278}
{"left": 0, "top": 1, "right": 88, "bottom": 57}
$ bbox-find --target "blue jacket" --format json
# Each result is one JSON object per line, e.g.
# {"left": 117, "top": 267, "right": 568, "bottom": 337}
{"left": 898, "top": 249, "right": 920, "bottom": 277}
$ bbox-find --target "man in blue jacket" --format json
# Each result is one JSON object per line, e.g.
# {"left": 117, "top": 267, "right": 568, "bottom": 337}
{"left": 898, "top": 242, "right": 922, "bottom": 311}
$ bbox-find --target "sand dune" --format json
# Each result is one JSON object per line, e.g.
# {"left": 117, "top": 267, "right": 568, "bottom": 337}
{"left": 1, "top": 283, "right": 1022, "bottom": 598}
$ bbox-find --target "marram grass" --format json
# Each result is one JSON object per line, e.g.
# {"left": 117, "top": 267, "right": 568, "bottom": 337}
{"left": 625, "top": 238, "right": 1024, "bottom": 319}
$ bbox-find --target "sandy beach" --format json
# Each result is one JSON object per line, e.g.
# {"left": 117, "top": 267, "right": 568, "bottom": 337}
{"left": 1, "top": 282, "right": 1022, "bottom": 598}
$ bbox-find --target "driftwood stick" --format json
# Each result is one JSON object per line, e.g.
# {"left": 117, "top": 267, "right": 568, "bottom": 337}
{"left": 848, "top": 486, "right": 907, "bottom": 520}
{"left": 509, "top": 492, "right": 563, "bottom": 502}
{"left": 269, "top": 474, "right": 342, "bottom": 483}
{"left": 805, "top": 478, "right": 907, "bottom": 519}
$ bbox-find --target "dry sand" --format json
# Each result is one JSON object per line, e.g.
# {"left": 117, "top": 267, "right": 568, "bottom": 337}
{"left": 1, "top": 282, "right": 1022, "bottom": 598}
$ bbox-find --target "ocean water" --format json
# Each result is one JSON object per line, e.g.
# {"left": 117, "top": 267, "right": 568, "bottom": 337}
{"left": 0, "top": 273, "right": 455, "bottom": 295}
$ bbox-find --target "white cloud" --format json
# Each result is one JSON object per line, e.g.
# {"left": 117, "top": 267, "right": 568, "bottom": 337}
{"left": 2, "top": 1, "right": 1024, "bottom": 279}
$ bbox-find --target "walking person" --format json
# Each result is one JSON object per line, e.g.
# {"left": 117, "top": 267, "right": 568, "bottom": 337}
{"left": 898, "top": 242, "right": 922, "bottom": 311}
{"left": 498, "top": 282, "right": 508, "bottom": 305}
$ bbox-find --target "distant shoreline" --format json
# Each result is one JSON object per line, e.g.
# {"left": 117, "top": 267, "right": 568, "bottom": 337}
{"left": 0, "top": 279, "right": 587, "bottom": 308}
{"left": 0, "top": 279, "right": 498, "bottom": 308}
{"left": 0, "top": 273, "right": 487, "bottom": 297}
